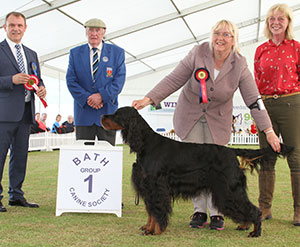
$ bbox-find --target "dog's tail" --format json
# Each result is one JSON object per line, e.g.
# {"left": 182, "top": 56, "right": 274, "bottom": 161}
{"left": 233, "top": 143, "right": 293, "bottom": 172}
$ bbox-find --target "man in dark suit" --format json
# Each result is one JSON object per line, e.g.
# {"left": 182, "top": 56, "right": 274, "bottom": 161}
{"left": 66, "top": 18, "right": 126, "bottom": 146}
{"left": 0, "top": 12, "right": 46, "bottom": 212}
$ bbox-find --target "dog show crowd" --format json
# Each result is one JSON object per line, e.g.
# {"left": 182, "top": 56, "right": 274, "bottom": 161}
{"left": 0, "top": 2, "right": 299, "bottom": 237}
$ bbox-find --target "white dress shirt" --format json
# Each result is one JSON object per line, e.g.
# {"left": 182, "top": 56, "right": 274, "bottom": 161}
{"left": 88, "top": 42, "right": 103, "bottom": 77}
{"left": 6, "top": 38, "right": 28, "bottom": 74}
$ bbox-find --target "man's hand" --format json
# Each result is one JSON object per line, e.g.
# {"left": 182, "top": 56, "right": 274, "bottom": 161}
{"left": 36, "top": 86, "right": 46, "bottom": 99}
{"left": 87, "top": 93, "right": 103, "bottom": 109}
{"left": 12, "top": 73, "right": 30, "bottom": 85}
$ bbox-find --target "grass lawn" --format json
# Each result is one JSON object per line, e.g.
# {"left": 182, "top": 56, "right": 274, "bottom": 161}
{"left": 0, "top": 145, "right": 298, "bottom": 247}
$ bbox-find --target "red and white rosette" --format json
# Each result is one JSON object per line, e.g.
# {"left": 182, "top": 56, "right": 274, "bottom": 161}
{"left": 194, "top": 68, "right": 210, "bottom": 104}
{"left": 24, "top": 75, "right": 48, "bottom": 108}
{"left": 25, "top": 75, "right": 39, "bottom": 90}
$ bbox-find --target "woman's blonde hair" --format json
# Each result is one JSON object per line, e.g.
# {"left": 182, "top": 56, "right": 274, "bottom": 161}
{"left": 264, "top": 3, "right": 294, "bottom": 40}
{"left": 209, "top": 19, "right": 240, "bottom": 53}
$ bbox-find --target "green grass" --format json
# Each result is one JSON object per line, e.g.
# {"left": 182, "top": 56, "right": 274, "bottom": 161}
{"left": 0, "top": 145, "right": 298, "bottom": 247}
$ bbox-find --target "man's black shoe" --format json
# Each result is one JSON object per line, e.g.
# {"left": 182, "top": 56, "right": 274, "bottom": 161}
{"left": 9, "top": 198, "right": 39, "bottom": 208}
{"left": 0, "top": 202, "right": 7, "bottom": 212}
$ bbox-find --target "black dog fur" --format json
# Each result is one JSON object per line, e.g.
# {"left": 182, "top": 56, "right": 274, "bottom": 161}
{"left": 101, "top": 106, "right": 293, "bottom": 237}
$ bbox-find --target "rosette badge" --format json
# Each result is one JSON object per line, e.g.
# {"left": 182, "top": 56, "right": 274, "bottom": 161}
{"left": 24, "top": 74, "right": 39, "bottom": 90}
{"left": 31, "top": 62, "right": 37, "bottom": 74}
{"left": 23, "top": 62, "right": 48, "bottom": 108}
{"left": 194, "top": 68, "right": 210, "bottom": 104}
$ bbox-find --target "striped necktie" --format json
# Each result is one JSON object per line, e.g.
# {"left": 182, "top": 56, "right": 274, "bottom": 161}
{"left": 16, "top": 44, "right": 30, "bottom": 101}
{"left": 92, "top": 48, "right": 99, "bottom": 78}
{"left": 15, "top": 44, "right": 26, "bottom": 73}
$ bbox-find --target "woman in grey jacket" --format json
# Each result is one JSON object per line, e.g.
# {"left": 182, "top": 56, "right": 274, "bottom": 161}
{"left": 132, "top": 20, "right": 280, "bottom": 231}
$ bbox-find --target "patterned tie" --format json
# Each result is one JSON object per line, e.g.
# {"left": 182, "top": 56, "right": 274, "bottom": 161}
{"left": 15, "top": 44, "right": 30, "bottom": 101}
{"left": 15, "top": 44, "right": 26, "bottom": 73}
{"left": 92, "top": 48, "right": 99, "bottom": 78}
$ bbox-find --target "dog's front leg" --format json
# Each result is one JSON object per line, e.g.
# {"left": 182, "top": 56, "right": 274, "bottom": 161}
{"left": 140, "top": 213, "right": 151, "bottom": 231}
{"left": 142, "top": 216, "right": 162, "bottom": 235}
{"left": 153, "top": 220, "right": 163, "bottom": 235}
{"left": 142, "top": 215, "right": 155, "bottom": 235}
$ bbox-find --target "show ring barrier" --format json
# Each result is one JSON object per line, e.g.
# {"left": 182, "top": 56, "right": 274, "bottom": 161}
{"left": 28, "top": 132, "right": 259, "bottom": 152}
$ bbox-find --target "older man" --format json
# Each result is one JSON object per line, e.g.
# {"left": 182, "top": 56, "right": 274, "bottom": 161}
{"left": 0, "top": 12, "right": 46, "bottom": 212}
{"left": 66, "top": 18, "right": 126, "bottom": 145}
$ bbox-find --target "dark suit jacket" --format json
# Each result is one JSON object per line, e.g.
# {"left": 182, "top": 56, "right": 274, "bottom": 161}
{"left": 0, "top": 39, "right": 44, "bottom": 123}
{"left": 147, "top": 42, "right": 272, "bottom": 145}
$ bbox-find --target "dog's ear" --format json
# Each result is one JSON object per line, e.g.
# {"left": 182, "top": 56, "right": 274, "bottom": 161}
{"left": 121, "top": 108, "right": 145, "bottom": 153}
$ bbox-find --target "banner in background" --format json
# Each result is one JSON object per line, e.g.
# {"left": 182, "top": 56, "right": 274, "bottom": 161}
{"left": 147, "top": 90, "right": 256, "bottom": 134}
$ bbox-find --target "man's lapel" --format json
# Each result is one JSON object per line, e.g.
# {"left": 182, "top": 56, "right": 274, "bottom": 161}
{"left": 81, "top": 44, "right": 93, "bottom": 82}
{"left": 0, "top": 40, "right": 21, "bottom": 72}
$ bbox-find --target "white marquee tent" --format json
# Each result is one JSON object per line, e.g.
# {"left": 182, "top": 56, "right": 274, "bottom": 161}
{"left": 1, "top": 0, "right": 300, "bottom": 132}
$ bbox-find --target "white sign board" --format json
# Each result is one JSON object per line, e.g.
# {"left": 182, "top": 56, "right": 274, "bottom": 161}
{"left": 56, "top": 141, "right": 123, "bottom": 217}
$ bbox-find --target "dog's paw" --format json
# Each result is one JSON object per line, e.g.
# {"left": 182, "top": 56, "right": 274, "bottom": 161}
{"left": 141, "top": 229, "right": 154, "bottom": 236}
{"left": 248, "top": 231, "right": 261, "bottom": 237}
{"left": 140, "top": 225, "right": 148, "bottom": 231}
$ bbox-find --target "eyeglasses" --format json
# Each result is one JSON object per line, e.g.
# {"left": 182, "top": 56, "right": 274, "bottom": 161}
{"left": 213, "top": 32, "right": 233, "bottom": 39}
{"left": 269, "top": 16, "right": 288, "bottom": 23}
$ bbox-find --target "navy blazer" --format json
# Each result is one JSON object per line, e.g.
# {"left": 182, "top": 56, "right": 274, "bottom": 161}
{"left": 0, "top": 39, "right": 44, "bottom": 123}
{"left": 66, "top": 41, "right": 126, "bottom": 126}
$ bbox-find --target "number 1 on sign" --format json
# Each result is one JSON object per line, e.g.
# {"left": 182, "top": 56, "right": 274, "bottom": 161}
{"left": 84, "top": 175, "right": 93, "bottom": 193}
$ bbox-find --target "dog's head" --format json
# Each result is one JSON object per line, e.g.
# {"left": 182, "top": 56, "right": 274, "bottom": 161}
{"left": 101, "top": 106, "right": 139, "bottom": 131}
{"left": 101, "top": 106, "right": 149, "bottom": 153}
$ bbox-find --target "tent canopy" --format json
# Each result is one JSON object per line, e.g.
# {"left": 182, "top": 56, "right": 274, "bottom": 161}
{"left": 1, "top": 0, "right": 300, "bottom": 79}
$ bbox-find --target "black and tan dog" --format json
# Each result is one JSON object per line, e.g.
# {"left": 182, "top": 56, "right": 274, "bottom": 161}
{"left": 101, "top": 106, "right": 292, "bottom": 237}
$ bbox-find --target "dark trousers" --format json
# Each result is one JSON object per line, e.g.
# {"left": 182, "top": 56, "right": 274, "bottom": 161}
{"left": 259, "top": 94, "right": 300, "bottom": 172}
{"left": 76, "top": 124, "right": 116, "bottom": 146}
{"left": 0, "top": 103, "right": 32, "bottom": 201}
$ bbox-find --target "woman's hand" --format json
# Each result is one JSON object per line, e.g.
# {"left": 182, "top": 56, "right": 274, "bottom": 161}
{"left": 264, "top": 129, "right": 281, "bottom": 152}
{"left": 132, "top": 97, "right": 153, "bottom": 110}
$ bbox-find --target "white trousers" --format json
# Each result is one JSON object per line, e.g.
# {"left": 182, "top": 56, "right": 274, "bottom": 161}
{"left": 183, "top": 116, "right": 223, "bottom": 217}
